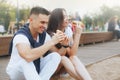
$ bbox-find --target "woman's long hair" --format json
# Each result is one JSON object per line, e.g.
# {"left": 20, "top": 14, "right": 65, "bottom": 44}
{"left": 47, "top": 8, "right": 66, "bottom": 35}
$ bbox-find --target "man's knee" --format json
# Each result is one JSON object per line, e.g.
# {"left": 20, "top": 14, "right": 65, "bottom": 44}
{"left": 50, "top": 52, "right": 61, "bottom": 63}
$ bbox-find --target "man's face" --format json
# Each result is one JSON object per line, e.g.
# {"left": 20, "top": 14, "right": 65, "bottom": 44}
{"left": 31, "top": 14, "right": 49, "bottom": 34}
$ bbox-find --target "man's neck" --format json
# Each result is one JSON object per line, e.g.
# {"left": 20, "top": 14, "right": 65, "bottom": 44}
{"left": 29, "top": 26, "right": 38, "bottom": 41}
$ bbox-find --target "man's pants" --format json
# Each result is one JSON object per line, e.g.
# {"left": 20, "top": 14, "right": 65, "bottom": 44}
{"left": 6, "top": 52, "right": 61, "bottom": 80}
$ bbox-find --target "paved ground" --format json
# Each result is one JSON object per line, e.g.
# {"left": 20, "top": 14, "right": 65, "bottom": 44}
{"left": 0, "top": 40, "right": 120, "bottom": 80}
{"left": 77, "top": 40, "right": 120, "bottom": 66}
{"left": 0, "top": 56, "right": 9, "bottom": 80}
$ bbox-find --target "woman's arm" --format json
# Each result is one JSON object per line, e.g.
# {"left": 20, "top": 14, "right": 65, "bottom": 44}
{"left": 69, "top": 25, "right": 82, "bottom": 56}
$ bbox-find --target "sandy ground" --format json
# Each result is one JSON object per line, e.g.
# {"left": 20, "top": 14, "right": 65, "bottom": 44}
{"left": 53, "top": 55, "right": 120, "bottom": 80}
{"left": 87, "top": 55, "right": 120, "bottom": 80}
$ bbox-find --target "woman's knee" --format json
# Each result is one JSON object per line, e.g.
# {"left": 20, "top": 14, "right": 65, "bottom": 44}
{"left": 61, "top": 56, "right": 68, "bottom": 61}
{"left": 70, "top": 55, "right": 78, "bottom": 60}
{"left": 61, "top": 56, "right": 71, "bottom": 64}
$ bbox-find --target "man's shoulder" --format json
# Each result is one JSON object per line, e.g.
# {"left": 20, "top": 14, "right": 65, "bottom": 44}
{"left": 13, "top": 34, "right": 29, "bottom": 42}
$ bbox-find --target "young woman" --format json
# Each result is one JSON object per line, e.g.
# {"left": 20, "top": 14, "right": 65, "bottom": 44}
{"left": 47, "top": 8, "right": 92, "bottom": 80}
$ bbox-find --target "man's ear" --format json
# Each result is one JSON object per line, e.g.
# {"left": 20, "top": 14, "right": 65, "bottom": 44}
{"left": 29, "top": 18, "right": 33, "bottom": 22}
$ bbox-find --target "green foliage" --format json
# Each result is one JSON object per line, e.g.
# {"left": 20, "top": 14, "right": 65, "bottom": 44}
{"left": 83, "top": 15, "right": 92, "bottom": 30}
{"left": 0, "top": 1, "right": 11, "bottom": 30}
{"left": 19, "top": 8, "right": 30, "bottom": 22}
{"left": 0, "top": 1, "right": 30, "bottom": 30}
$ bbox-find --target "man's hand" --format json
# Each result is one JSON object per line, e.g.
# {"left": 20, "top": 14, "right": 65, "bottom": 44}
{"left": 51, "top": 30, "right": 66, "bottom": 45}
{"left": 60, "top": 35, "right": 69, "bottom": 46}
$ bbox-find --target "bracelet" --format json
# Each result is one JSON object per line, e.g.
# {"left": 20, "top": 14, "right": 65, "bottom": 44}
{"left": 55, "top": 43, "right": 62, "bottom": 49}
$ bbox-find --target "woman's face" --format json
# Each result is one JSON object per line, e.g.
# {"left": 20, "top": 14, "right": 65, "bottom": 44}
{"left": 62, "top": 10, "right": 69, "bottom": 28}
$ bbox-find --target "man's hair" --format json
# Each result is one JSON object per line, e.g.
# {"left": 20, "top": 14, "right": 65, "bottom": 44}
{"left": 30, "top": 6, "right": 50, "bottom": 16}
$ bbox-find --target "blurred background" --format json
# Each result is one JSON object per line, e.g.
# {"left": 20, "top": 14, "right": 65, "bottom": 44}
{"left": 0, "top": 0, "right": 120, "bottom": 34}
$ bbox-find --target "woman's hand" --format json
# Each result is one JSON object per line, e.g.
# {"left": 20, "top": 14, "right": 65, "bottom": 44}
{"left": 74, "top": 22, "right": 83, "bottom": 34}
{"left": 72, "top": 21, "right": 83, "bottom": 34}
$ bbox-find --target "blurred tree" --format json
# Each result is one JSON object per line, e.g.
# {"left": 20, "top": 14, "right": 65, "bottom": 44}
{"left": 83, "top": 5, "right": 120, "bottom": 32}
{"left": 19, "top": 8, "right": 30, "bottom": 22}
{"left": 83, "top": 15, "right": 92, "bottom": 31}
{"left": 0, "top": 0, "right": 11, "bottom": 30}
{"left": 0, "top": 1, "right": 30, "bottom": 31}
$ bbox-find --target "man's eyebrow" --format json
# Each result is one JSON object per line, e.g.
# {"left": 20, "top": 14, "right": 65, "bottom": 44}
{"left": 40, "top": 21, "right": 48, "bottom": 24}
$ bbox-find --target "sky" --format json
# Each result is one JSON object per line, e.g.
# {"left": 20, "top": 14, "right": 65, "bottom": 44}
{"left": 7, "top": 0, "right": 120, "bottom": 17}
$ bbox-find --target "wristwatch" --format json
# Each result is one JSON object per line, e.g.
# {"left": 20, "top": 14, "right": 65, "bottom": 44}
{"left": 62, "top": 45, "right": 69, "bottom": 48}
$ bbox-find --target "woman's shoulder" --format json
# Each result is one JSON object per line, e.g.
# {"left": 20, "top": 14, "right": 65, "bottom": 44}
{"left": 65, "top": 26, "right": 73, "bottom": 37}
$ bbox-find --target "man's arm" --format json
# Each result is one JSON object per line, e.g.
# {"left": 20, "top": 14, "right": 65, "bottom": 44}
{"left": 16, "top": 40, "right": 55, "bottom": 62}
{"left": 16, "top": 30, "right": 65, "bottom": 62}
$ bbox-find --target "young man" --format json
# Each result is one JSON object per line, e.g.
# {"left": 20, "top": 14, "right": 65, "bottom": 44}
{"left": 6, "top": 6, "right": 65, "bottom": 80}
